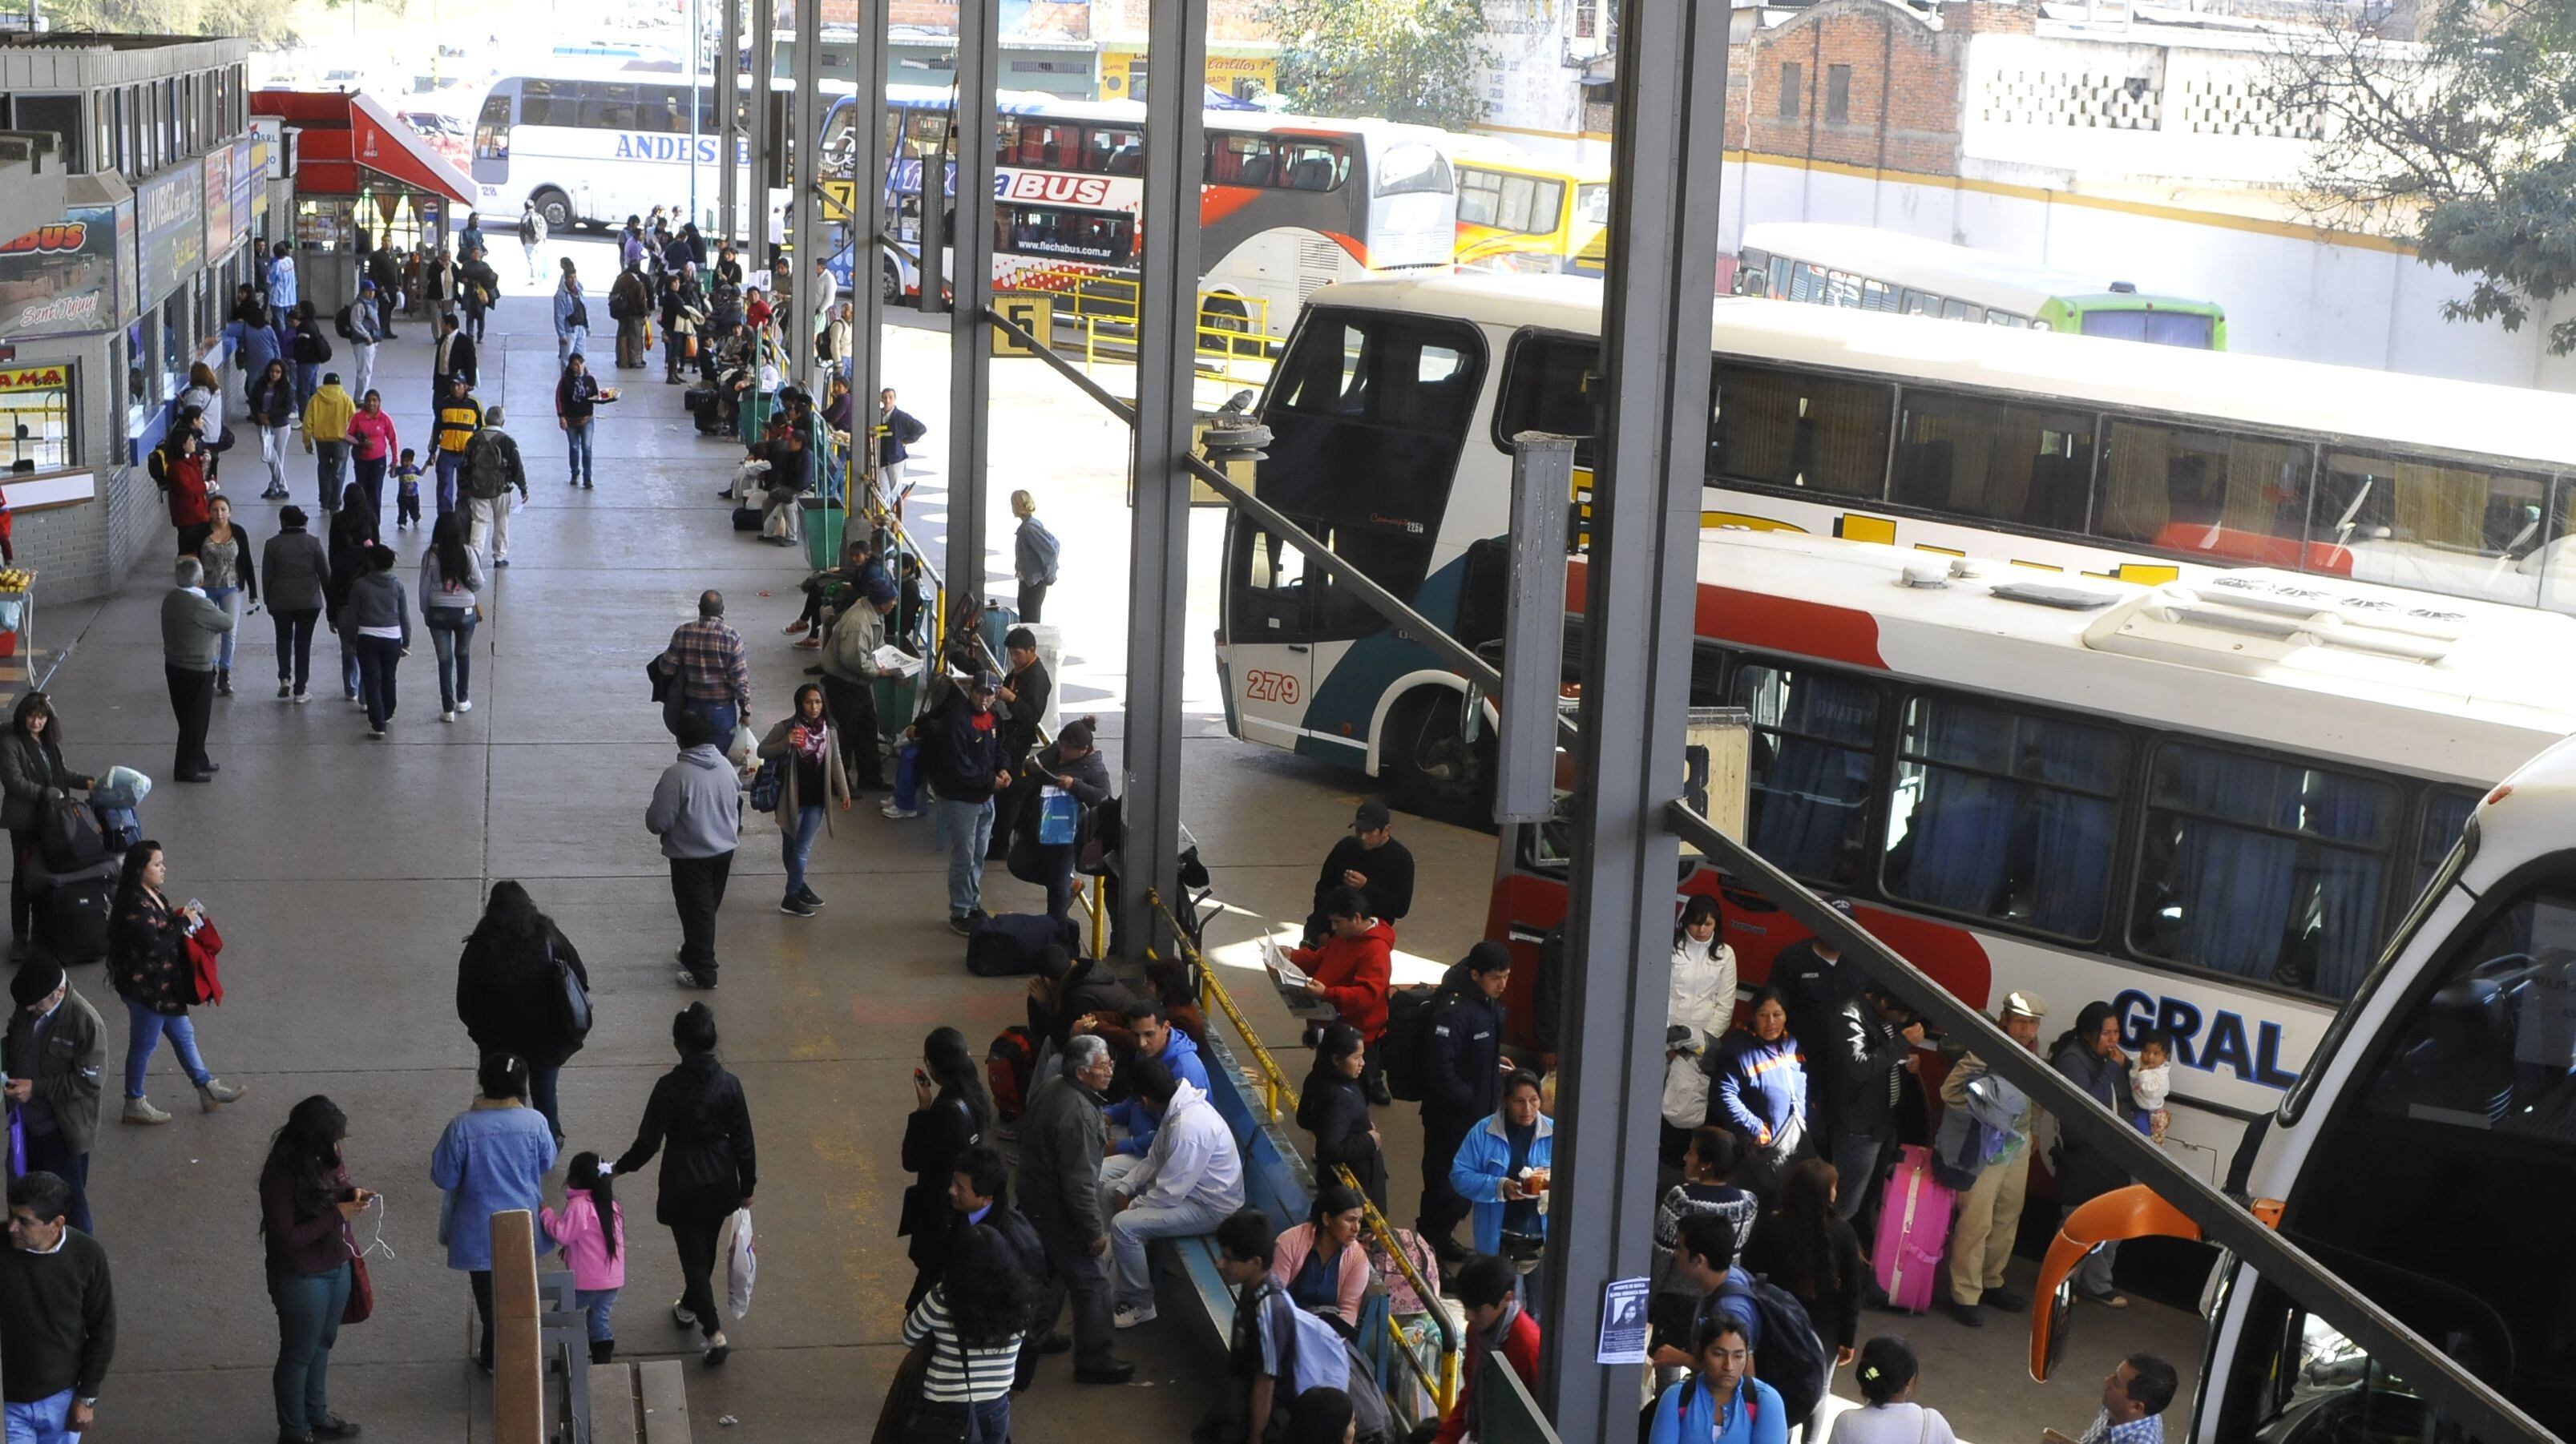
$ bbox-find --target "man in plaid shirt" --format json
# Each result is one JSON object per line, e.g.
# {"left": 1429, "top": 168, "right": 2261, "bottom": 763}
{"left": 660, "top": 591, "right": 751, "bottom": 740}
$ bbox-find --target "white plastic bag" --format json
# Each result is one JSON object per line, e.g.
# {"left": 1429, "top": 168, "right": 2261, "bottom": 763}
{"left": 720, "top": 1207, "right": 757, "bottom": 1319}
{"left": 726, "top": 722, "right": 757, "bottom": 770}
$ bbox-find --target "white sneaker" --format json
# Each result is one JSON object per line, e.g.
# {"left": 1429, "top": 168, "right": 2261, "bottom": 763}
{"left": 441, "top": 710, "right": 455, "bottom": 723}
{"left": 1113, "top": 1304, "right": 1158, "bottom": 1330}
{"left": 458, "top": 700, "right": 473, "bottom": 713}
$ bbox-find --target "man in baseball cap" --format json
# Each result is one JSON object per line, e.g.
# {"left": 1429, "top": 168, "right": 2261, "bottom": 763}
{"left": 1305, "top": 797, "right": 1415, "bottom": 955}
{"left": 1943, "top": 986, "right": 2048, "bottom": 1328}
{"left": 4, "top": 958, "right": 105, "bottom": 1234}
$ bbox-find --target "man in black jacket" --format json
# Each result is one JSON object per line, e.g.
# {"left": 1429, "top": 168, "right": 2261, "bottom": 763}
{"left": 940, "top": 1144, "right": 1053, "bottom": 1383}
{"left": 1827, "top": 986, "right": 1924, "bottom": 1232}
{"left": 1773, "top": 896, "right": 1863, "bottom": 1152}
{"left": 995, "top": 627, "right": 1051, "bottom": 771}
{"left": 1416, "top": 942, "right": 1512, "bottom": 1262}
{"left": 1303, "top": 799, "right": 1414, "bottom": 946}
{"left": 924, "top": 671, "right": 1012, "bottom": 935}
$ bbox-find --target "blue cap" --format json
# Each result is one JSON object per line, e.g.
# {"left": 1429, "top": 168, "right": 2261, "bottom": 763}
{"left": 359, "top": 279, "right": 376, "bottom": 291}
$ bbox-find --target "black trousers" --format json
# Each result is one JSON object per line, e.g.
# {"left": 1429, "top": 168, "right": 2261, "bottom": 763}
{"left": 670, "top": 851, "right": 733, "bottom": 979}
{"left": 671, "top": 1217, "right": 724, "bottom": 1339}
{"left": 469, "top": 1269, "right": 495, "bottom": 1369}
{"left": 821, "top": 675, "right": 883, "bottom": 788}
{"left": 1017, "top": 582, "right": 1048, "bottom": 624}
{"left": 9, "top": 826, "right": 34, "bottom": 945}
{"left": 1031, "top": 1210, "right": 1117, "bottom": 1371}
{"left": 272, "top": 607, "right": 319, "bottom": 692}
{"left": 165, "top": 663, "right": 215, "bottom": 776}
{"left": 1416, "top": 1111, "right": 1476, "bottom": 1243}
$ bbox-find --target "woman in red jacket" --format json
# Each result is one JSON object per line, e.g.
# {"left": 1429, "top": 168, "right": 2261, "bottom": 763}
{"left": 151, "top": 426, "right": 213, "bottom": 556}
{"left": 1289, "top": 885, "right": 1395, "bottom": 1099}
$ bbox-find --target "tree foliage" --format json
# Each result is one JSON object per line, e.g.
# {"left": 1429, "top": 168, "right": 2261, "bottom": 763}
{"left": 2267, "top": 0, "right": 2576, "bottom": 353}
{"left": 41, "top": 0, "right": 307, "bottom": 45}
{"left": 1269, "top": 0, "right": 1488, "bottom": 130}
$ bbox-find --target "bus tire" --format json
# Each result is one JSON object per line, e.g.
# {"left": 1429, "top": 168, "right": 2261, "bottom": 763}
{"left": 880, "top": 256, "right": 902, "bottom": 304}
{"left": 531, "top": 188, "right": 575, "bottom": 234}
{"left": 1385, "top": 689, "right": 1496, "bottom": 832}
{"left": 1199, "top": 296, "right": 1251, "bottom": 357}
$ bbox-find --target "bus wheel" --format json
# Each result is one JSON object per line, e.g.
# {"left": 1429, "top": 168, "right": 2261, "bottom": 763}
{"left": 1199, "top": 296, "right": 1251, "bottom": 356}
{"left": 880, "top": 256, "right": 902, "bottom": 304}
{"left": 1387, "top": 691, "right": 1496, "bottom": 832}
{"left": 531, "top": 188, "right": 574, "bottom": 234}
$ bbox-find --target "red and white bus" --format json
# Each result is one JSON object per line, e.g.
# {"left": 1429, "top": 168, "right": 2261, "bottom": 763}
{"left": 826, "top": 86, "right": 1459, "bottom": 327}
{"left": 1484, "top": 526, "right": 2576, "bottom": 1176}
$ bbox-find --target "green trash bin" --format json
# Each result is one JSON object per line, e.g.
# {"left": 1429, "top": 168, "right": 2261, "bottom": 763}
{"left": 739, "top": 388, "right": 775, "bottom": 446}
{"left": 802, "top": 497, "right": 845, "bottom": 571}
{"left": 873, "top": 667, "right": 920, "bottom": 742}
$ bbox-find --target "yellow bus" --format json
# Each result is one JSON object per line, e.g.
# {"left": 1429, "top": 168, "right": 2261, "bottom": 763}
{"left": 1447, "top": 147, "right": 1609, "bottom": 276}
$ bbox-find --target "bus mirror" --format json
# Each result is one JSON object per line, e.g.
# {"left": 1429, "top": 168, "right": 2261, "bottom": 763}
{"left": 2030, "top": 1186, "right": 2206, "bottom": 1382}
{"left": 2037, "top": 1268, "right": 2082, "bottom": 1382}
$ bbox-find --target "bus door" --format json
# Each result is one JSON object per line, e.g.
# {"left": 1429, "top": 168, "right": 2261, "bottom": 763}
{"left": 1222, "top": 518, "right": 1318, "bottom": 750}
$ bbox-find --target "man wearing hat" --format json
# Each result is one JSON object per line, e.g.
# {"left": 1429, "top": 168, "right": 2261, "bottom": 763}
{"left": 1304, "top": 799, "right": 1415, "bottom": 948}
{"left": 300, "top": 369, "right": 356, "bottom": 510}
{"left": 921, "top": 668, "right": 1013, "bottom": 934}
{"left": 1942, "top": 988, "right": 2047, "bottom": 1329}
{"left": 2, "top": 960, "right": 105, "bottom": 1234}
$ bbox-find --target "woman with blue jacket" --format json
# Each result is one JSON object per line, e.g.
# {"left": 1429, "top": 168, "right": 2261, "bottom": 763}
{"left": 1714, "top": 986, "right": 1809, "bottom": 1196}
{"left": 431, "top": 1051, "right": 559, "bottom": 1373}
{"left": 1449, "top": 1069, "right": 1553, "bottom": 1308}
{"left": 1646, "top": 1313, "right": 1787, "bottom": 1444}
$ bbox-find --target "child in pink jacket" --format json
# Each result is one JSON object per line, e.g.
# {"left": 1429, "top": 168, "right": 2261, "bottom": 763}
{"left": 541, "top": 1152, "right": 627, "bottom": 1362}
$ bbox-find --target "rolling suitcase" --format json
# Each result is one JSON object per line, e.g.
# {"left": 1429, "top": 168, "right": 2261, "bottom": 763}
{"left": 31, "top": 857, "right": 118, "bottom": 968}
{"left": 1873, "top": 1143, "right": 1955, "bottom": 1314}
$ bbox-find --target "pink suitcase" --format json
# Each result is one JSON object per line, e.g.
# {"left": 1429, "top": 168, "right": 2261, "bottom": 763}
{"left": 1874, "top": 1144, "right": 1955, "bottom": 1314}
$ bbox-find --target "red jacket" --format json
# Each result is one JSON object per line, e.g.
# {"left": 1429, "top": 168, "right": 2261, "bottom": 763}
{"left": 155, "top": 448, "right": 210, "bottom": 528}
{"left": 1290, "top": 919, "right": 1395, "bottom": 1039}
{"left": 1437, "top": 1305, "right": 1541, "bottom": 1444}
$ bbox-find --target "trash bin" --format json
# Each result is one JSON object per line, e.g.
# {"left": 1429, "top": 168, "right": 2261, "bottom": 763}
{"left": 802, "top": 496, "right": 845, "bottom": 570}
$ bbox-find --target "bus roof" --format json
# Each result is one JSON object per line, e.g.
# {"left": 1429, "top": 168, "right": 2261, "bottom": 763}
{"left": 1302, "top": 272, "right": 2576, "bottom": 470}
{"left": 1741, "top": 220, "right": 2212, "bottom": 314}
{"left": 1440, "top": 139, "right": 1610, "bottom": 184}
{"left": 1641, "top": 526, "right": 2576, "bottom": 782}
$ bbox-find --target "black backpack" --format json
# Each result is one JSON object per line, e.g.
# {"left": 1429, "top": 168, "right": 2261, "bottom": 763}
{"left": 1377, "top": 983, "right": 1443, "bottom": 1102}
{"left": 36, "top": 792, "right": 107, "bottom": 873}
{"left": 296, "top": 327, "right": 333, "bottom": 364}
{"left": 1710, "top": 1275, "right": 1831, "bottom": 1426}
{"left": 333, "top": 303, "right": 356, "bottom": 341}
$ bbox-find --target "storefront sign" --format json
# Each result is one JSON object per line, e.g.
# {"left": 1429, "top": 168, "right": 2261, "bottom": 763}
{"left": 236, "top": 136, "right": 268, "bottom": 234}
{"left": 135, "top": 163, "right": 204, "bottom": 309}
{"left": 0, "top": 365, "right": 71, "bottom": 391}
{"left": 0, "top": 207, "right": 120, "bottom": 340}
{"left": 202, "top": 144, "right": 235, "bottom": 258}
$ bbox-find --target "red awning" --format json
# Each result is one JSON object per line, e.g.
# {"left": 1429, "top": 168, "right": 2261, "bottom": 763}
{"left": 250, "top": 91, "right": 475, "bottom": 206}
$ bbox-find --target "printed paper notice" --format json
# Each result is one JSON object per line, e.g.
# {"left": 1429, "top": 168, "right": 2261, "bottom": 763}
{"left": 1597, "top": 1277, "right": 1652, "bottom": 1365}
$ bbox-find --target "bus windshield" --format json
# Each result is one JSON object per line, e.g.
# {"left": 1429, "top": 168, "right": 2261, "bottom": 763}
{"left": 1576, "top": 184, "right": 1611, "bottom": 226}
{"left": 2082, "top": 308, "right": 2218, "bottom": 349}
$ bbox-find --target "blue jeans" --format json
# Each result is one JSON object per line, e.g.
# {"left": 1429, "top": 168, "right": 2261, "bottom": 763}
{"left": 565, "top": 417, "right": 594, "bottom": 482}
{"left": 1831, "top": 1130, "right": 1884, "bottom": 1221}
{"left": 426, "top": 608, "right": 476, "bottom": 711}
{"left": 313, "top": 439, "right": 348, "bottom": 510}
{"left": 908, "top": 1397, "right": 1008, "bottom": 1444}
{"left": 354, "top": 634, "right": 402, "bottom": 728}
{"left": 123, "top": 998, "right": 211, "bottom": 1098}
{"left": 268, "top": 1262, "right": 350, "bottom": 1436}
{"left": 931, "top": 796, "right": 993, "bottom": 918}
{"left": 434, "top": 450, "right": 464, "bottom": 514}
{"left": 204, "top": 586, "right": 241, "bottom": 671}
{"left": 682, "top": 699, "right": 737, "bottom": 744}
{"left": 295, "top": 361, "right": 319, "bottom": 411}
{"left": 784, "top": 805, "right": 824, "bottom": 896}
{"left": 2, "top": 1389, "right": 77, "bottom": 1444}
{"left": 531, "top": 1063, "right": 563, "bottom": 1143}
{"left": 576, "top": 1286, "right": 620, "bottom": 1343}
{"left": 1109, "top": 1194, "right": 1231, "bottom": 1310}
{"left": 558, "top": 327, "right": 586, "bottom": 369}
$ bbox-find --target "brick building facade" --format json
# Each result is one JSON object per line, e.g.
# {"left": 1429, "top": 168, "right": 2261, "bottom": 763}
{"left": 1726, "top": 0, "right": 2038, "bottom": 178}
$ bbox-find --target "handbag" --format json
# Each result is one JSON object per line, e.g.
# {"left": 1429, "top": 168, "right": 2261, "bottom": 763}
{"left": 902, "top": 1332, "right": 979, "bottom": 1444}
{"left": 871, "top": 1339, "right": 932, "bottom": 1444}
{"left": 343, "top": 1249, "right": 375, "bottom": 1324}
{"left": 550, "top": 936, "right": 593, "bottom": 1043}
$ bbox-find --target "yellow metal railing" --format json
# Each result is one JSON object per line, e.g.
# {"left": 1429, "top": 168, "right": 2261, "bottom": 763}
{"left": 1147, "top": 889, "right": 1460, "bottom": 1415}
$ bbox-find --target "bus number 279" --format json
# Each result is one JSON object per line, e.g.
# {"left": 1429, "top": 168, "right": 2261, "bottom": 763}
{"left": 1245, "top": 670, "right": 1302, "bottom": 704}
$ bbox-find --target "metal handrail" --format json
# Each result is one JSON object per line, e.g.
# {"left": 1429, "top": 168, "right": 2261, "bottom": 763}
{"left": 1146, "top": 889, "right": 1460, "bottom": 1412}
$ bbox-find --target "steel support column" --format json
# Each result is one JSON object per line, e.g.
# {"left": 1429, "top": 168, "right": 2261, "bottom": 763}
{"left": 1536, "top": 0, "right": 1727, "bottom": 1434}
{"left": 788, "top": 0, "right": 825, "bottom": 390}
{"left": 846, "top": 0, "right": 886, "bottom": 486}
{"left": 946, "top": 0, "right": 998, "bottom": 615}
{"left": 1114, "top": 0, "right": 1206, "bottom": 959}
{"left": 715, "top": 0, "right": 740, "bottom": 241}
{"left": 748, "top": 0, "right": 777, "bottom": 256}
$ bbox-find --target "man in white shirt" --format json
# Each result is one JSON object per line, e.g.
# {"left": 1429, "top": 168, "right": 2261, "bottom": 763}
{"left": 1101, "top": 1059, "right": 1243, "bottom": 1329}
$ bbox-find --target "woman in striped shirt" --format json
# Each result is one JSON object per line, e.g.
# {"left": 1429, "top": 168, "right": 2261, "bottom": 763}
{"left": 902, "top": 1224, "right": 1035, "bottom": 1442}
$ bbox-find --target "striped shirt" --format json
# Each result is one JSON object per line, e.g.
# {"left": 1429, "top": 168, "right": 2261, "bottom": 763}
{"left": 901, "top": 1287, "right": 1021, "bottom": 1403}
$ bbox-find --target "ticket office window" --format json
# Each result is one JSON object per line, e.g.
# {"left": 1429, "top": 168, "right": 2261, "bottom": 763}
{"left": 0, "top": 368, "right": 76, "bottom": 473}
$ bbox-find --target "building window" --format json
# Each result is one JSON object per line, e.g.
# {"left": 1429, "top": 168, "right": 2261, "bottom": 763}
{"left": 1575, "top": 0, "right": 1599, "bottom": 38}
{"left": 9, "top": 94, "right": 86, "bottom": 172}
{"left": 1827, "top": 65, "right": 1852, "bottom": 123}
{"left": 0, "top": 365, "right": 75, "bottom": 474}
{"left": 1779, "top": 63, "right": 1802, "bottom": 121}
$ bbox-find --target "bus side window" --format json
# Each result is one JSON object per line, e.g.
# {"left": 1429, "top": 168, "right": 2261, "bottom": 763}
{"left": 1891, "top": 389, "right": 2095, "bottom": 533}
{"left": 1229, "top": 520, "right": 1312, "bottom": 636}
{"left": 1493, "top": 332, "right": 1601, "bottom": 466}
{"left": 1899, "top": 288, "right": 1937, "bottom": 317}
{"left": 1880, "top": 692, "right": 2124, "bottom": 939}
{"left": 1459, "top": 170, "right": 1500, "bottom": 227}
{"left": 2312, "top": 451, "right": 2550, "bottom": 607}
{"left": 2130, "top": 741, "right": 2396, "bottom": 1000}
{"left": 1710, "top": 364, "right": 1891, "bottom": 500}
{"left": 519, "top": 79, "right": 570, "bottom": 127}
{"left": 1734, "top": 249, "right": 1770, "bottom": 296}
{"left": 1734, "top": 663, "right": 1880, "bottom": 885}
{"left": 2094, "top": 419, "right": 2310, "bottom": 567}
{"left": 1788, "top": 262, "right": 1827, "bottom": 303}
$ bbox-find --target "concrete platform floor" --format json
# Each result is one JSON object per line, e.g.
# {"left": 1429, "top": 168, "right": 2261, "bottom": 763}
{"left": 47, "top": 232, "right": 2203, "bottom": 1443}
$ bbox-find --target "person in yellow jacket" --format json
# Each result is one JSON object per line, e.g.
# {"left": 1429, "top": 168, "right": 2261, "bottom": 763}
{"left": 301, "top": 373, "right": 356, "bottom": 515}
{"left": 430, "top": 373, "right": 482, "bottom": 518}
